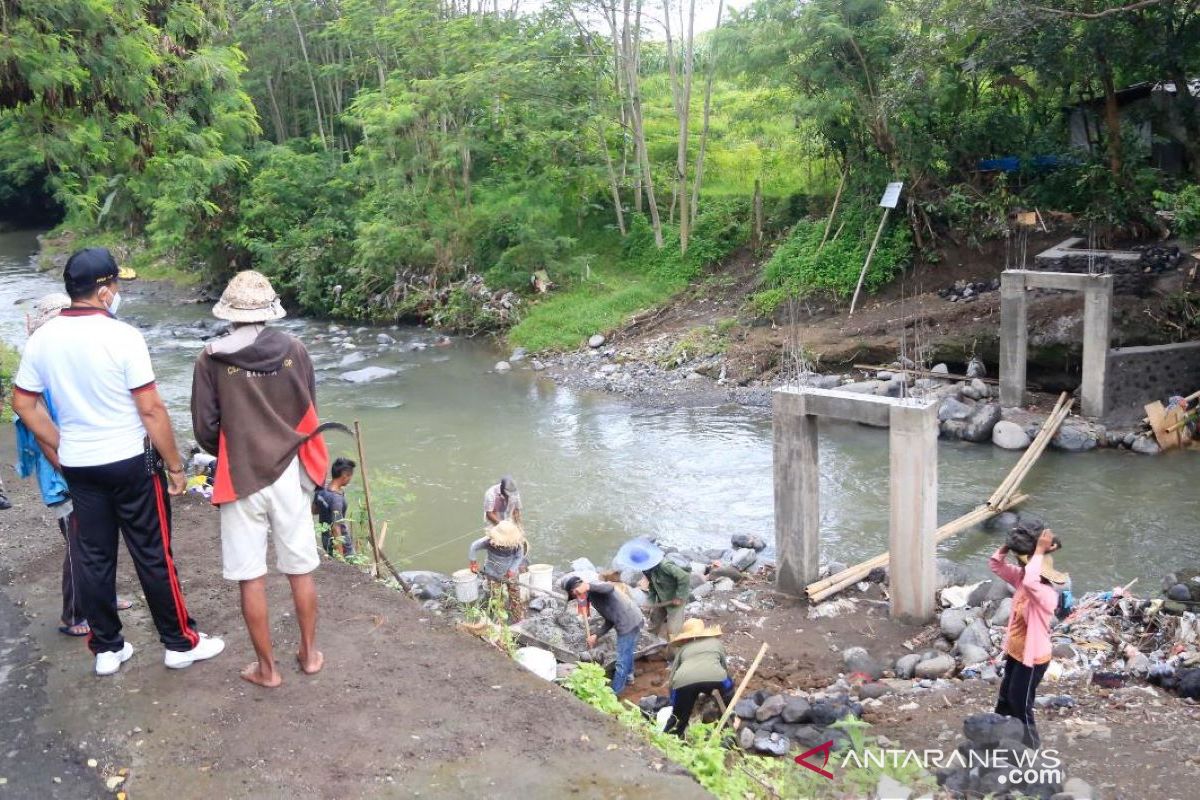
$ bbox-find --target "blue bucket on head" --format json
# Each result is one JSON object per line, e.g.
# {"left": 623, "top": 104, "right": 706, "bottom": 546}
{"left": 615, "top": 538, "right": 665, "bottom": 572}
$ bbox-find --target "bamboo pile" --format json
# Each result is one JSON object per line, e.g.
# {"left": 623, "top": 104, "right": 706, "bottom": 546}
{"left": 804, "top": 392, "right": 1073, "bottom": 604}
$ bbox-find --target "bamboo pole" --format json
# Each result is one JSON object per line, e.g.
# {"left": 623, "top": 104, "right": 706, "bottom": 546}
{"left": 817, "top": 168, "right": 847, "bottom": 252}
{"left": 848, "top": 207, "right": 891, "bottom": 316}
{"left": 805, "top": 495, "right": 1029, "bottom": 604}
{"left": 710, "top": 642, "right": 768, "bottom": 745}
{"left": 987, "top": 393, "right": 1071, "bottom": 509}
{"left": 353, "top": 419, "right": 382, "bottom": 578}
{"left": 851, "top": 363, "right": 1000, "bottom": 386}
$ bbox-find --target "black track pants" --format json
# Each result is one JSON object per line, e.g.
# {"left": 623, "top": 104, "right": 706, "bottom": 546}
{"left": 58, "top": 513, "right": 86, "bottom": 627}
{"left": 666, "top": 678, "right": 734, "bottom": 737}
{"left": 995, "top": 654, "right": 1048, "bottom": 748}
{"left": 62, "top": 454, "right": 200, "bottom": 655}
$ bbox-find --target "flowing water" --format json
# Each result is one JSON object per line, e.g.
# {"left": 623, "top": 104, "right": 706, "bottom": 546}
{"left": 1, "top": 229, "right": 1196, "bottom": 591}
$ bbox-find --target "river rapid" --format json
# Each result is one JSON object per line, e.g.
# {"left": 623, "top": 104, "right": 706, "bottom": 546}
{"left": 1, "top": 229, "right": 1195, "bottom": 591}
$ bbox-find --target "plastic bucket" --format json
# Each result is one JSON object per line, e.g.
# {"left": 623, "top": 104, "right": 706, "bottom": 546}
{"left": 514, "top": 647, "right": 558, "bottom": 681}
{"left": 452, "top": 569, "right": 480, "bottom": 603}
{"left": 528, "top": 563, "right": 554, "bottom": 596}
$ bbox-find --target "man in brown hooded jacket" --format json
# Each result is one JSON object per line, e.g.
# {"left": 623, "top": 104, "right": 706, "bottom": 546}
{"left": 191, "top": 271, "right": 329, "bottom": 688}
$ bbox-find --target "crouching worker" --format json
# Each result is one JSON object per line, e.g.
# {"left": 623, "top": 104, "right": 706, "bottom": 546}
{"left": 468, "top": 520, "right": 529, "bottom": 622}
{"left": 664, "top": 618, "right": 733, "bottom": 737}
{"left": 989, "top": 527, "right": 1067, "bottom": 748}
{"left": 563, "top": 575, "right": 644, "bottom": 694}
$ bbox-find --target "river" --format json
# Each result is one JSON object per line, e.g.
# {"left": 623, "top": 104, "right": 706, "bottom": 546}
{"left": 1, "top": 229, "right": 1195, "bottom": 591}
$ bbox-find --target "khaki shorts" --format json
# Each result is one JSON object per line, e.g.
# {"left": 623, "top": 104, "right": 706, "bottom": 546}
{"left": 220, "top": 458, "right": 320, "bottom": 581}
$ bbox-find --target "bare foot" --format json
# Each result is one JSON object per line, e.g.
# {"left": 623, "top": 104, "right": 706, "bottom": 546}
{"left": 296, "top": 650, "right": 324, "bottom": 675}
{"left": 240, "top": 661, "right": 282, "bottom": 688}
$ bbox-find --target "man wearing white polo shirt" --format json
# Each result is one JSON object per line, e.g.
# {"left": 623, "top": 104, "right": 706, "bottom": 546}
{"left": 11, "top": 248, "right": 224, "bottom": 676}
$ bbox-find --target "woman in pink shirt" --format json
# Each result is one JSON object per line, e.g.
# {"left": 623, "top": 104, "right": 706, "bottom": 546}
{"left": 988, "top": 527, "right": 1068, "bottom": 748}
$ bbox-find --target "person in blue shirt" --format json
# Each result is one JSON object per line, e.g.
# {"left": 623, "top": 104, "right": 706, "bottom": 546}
{"left": 14, "top": 293, "right": 130, "bottom": 636}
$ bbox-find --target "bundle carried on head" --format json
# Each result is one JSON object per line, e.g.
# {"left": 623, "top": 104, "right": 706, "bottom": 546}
{"left": 1006, "top": 522, "right": 1059, "bottom": 556}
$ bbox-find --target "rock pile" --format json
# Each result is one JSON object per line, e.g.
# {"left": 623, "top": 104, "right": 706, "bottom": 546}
{"left": 1133, "top": 244, "right": 1183, "bottom": 274}
{"left": 937, "top": 278, "right": 1001, "bottom": 303}
{"left": 934, "top": 713, "right": 1074, "bottom": 799}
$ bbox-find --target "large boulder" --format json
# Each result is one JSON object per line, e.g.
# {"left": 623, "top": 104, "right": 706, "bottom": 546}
{"left": 990, "top": 597, "right": 1013, "bottom": 627}
{"left": 733, "top": 699, "right": 759, "bottom": 719}
{"left": 755, "top": 693, "right": 787, "bottom": 722}
{"left": 731, "top": 533, "right": 768, "bottom": 551}
{"left": 914, "top": 653, "right": 956, "bottom": 679}
{"left": 895, "top": 653, "right": 922, "bottom": 680}
{"left": 938, "top": 396, "right": 975, "bottom": 422}
{"left": 957, "top": 643, "right": 991, "bottom": 665}
{"left": 940, "top": 608, "right": 972, "bottom": 640}
{"left": 781, "top": 697, "right": 811, "bottom": 724}
{"left": 1131, "top": 436, "right": 1160, "bottom": 455}
{"left": 955, "top": 619, "right": 993, "bottom": 652}
{"left": 1052, "top": 425, "right": 1097, "bottom": 453}
{"left": 937, "top": 559, "right": 971, "bottom": 591}
{"left": 963, "top": 712, "right": 1026, "bottom": 745}
{"left": 961, "top": 403, "right": 1002, "bottom": 443}
{"left": 992, "top": 421, "right": 1032, "bottom": 450}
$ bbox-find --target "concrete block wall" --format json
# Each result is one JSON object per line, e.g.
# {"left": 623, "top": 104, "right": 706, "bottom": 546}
{"left": 1105, "top": 341, "right": 1200, "bottom": 422}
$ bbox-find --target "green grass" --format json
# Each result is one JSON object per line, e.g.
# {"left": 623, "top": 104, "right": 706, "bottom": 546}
{"left": 38, "top": 226, "right": 201, "bottom": 287}
{"left": 509, "top": 265, "right": 684, "bottom": 351}
{"left": 0, "top": 341, "right": 20, "bottom": 422}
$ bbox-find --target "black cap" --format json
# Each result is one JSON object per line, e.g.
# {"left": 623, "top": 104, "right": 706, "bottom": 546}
{"left": 563, "top": 576, "right": 583, "bottom": 599}
{"left": 64, "top": 248, "right": 119, "bottom": 295}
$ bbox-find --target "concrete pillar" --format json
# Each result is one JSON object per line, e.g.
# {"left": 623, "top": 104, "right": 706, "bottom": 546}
{"left": 999, "top": 272, "right": 1028, "bottom": 409}
{"left": 773, "top": 391, "right": 820, "bottom": 595}
{"left": 887, "top": 402, "right": 939, "bottom": 622}
{"left": 1081, "top": 276, "right": 1113, "bottom": 418}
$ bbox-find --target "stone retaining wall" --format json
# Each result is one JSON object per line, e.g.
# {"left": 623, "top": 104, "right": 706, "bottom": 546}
{"left": 1105, "top": 340, "right": 1200, "bottom": 422}
{"left": 1033, "top": 237, "right": 1149, "bottom": 294}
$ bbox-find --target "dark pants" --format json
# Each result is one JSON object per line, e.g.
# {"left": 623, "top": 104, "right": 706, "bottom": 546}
{"left": 995, "top": 654, "right": 1048, "bottom": 747}
{"left": 667, "top": 678, "right": 734, "bottom": 737}
{"left": 58, "top": 513, "right": 86, "bottom": 627}
{"left": 321, "top": 525, "right": 354, "bottom": 557}
{"left": 62, "top": 454, "right": 200, "bottom": 655}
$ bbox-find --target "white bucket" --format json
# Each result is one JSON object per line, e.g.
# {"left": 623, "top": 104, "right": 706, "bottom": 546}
{"left": 452, "top": 569, "right": 480, "bottom": 603}
{"left": 528, "top": 563, "right": 554, "bottom": 596}
{"left": 515, "top": 647, "right": 558, "bottom": 681}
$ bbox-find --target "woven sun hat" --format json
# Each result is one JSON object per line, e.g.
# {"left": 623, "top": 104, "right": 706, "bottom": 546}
{"left": 1017, "top": 552, "right": 1070, "bottom": 586}
{"left": 487, "top": 519, "right": 526, "bottom": 549}
{"left": 614, "top": 538, "right": 664, "bottom": 572}
{"left": 671, "top": 618, "right": 722, "bottom": 644}
{"left": 27, "top": 292, "right": 71, "bottom": 334}
{"left": 212, "top": 270, "right": 286, "bottom": 323}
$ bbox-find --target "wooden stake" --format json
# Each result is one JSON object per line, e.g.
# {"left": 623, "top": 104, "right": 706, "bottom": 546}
{"left": 849, "top": 207, "right": 891, "bottom": 316}
{"left": 818, "top": 168, "right": 847, "bottom": 252}
{"left": 710, "top": 642, "right": 768, "bottom": 745}
{"left": 353, "top": 419, "right": 382, "bottom": 578}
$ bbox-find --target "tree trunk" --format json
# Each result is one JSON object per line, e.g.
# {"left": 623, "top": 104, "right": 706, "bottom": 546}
{"left": 1097, "top": 51, "right": 1122, "bottom": 177}
{"left": 625, "top": 0, "right": 662, "bottom": 246}
{"left": 287, "top": 0, "right": 328, "bottom": 151}
{"left": 676, "top": 0, "right": 696, "bottom": 254}
{"left": 265, "top": 74, "right": 287, "bottom": 145}
{"left": 690, "top": 0, "right": 723, "bottom": 227}
{"left": 599, "top": 125, "right": 627, "bottom": 235}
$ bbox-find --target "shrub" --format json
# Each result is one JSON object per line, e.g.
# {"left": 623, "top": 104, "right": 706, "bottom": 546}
{"left": 1154, "top": 184, "right": 1200, "bottom": 239}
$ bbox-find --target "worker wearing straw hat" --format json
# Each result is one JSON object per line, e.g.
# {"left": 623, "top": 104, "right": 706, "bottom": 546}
{"left": 989, "top": 525, "right": 1068, "bottom": 748}
{"left": 191, "top": 270, "right": 329, "bottom": 688}
{"left": 664, "top": 618, "right": 734, "bottom": 738}
{"left": 468, "top": 519, "right": 529, "bottom": 622}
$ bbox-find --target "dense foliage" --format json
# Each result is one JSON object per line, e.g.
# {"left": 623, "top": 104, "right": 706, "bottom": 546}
{"left": 2, "top": 0, "right": 1200, "bottom": 346}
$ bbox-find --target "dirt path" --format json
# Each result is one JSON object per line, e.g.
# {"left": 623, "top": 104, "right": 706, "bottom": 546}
{"left": 0, "top": 429, "right": 708, "bottom": 800}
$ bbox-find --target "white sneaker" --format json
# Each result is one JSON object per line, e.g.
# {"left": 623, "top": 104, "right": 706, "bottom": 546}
{"left": 95, "top": 642, "right": 134, "bottom": 676}
{"left": 163, "top": 633, "right": 226, "bottom": 669}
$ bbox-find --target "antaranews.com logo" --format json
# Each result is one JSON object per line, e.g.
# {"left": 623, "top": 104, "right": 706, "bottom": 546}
{"left": 795, "top": 740, "right": 1064, "bottom": 787}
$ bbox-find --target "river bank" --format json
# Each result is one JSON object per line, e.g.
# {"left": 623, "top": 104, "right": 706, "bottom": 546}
{"left": 0, "top": 425, "right": 710, "bottom": 799}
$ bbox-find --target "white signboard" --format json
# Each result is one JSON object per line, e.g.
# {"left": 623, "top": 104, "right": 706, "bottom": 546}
{"left": 879, "top": 181, "right": 904, "bottom": 209}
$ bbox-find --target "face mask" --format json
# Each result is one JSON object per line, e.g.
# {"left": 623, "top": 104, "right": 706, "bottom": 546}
{"left": 106, "top": 291, "right": 122, "bottom": 316}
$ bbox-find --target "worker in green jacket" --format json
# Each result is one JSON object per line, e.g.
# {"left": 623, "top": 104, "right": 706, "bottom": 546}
{"left": 665, "top": 618, "right": 733, "bottom": 737}
{"left": 616, "top": 538, "right": 690, "bottom": 640}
